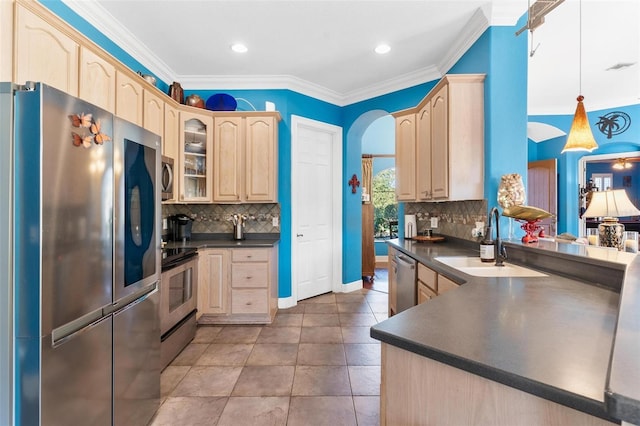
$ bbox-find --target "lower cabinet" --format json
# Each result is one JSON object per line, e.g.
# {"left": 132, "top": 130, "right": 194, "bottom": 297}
{"left": 197, "top": 246, "right": 278, "bottom": 324}
{"left": 417, "top": 263, "right": 438, "bottom": 304}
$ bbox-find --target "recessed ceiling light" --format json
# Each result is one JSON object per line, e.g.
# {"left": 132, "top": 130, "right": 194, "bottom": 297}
{"left": 231, "top": 43, "right": 248, "bottom": 53}
{"left": 375, "top": 44, "right": 391, "bottom": 55}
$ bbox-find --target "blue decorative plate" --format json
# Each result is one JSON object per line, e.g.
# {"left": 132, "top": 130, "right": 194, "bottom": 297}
{"left": 206, "top": 93, "right": 237, "bottom": 111}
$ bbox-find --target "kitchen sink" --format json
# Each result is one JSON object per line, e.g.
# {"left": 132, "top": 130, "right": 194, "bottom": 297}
{"left": 434, "top": 256, "right": 548, "bottom": 277}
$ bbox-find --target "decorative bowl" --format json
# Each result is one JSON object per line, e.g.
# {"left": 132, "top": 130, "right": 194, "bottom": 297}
{"left": 206, "top": 93, "right": 237, "bottom": 111}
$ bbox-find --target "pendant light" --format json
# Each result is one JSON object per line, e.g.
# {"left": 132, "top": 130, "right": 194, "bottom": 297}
{"left": 561, "top": 0, "right": 598, "bottom": 153}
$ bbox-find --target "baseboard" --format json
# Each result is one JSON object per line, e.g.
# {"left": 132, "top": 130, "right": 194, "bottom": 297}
{"left": 278, "top": 296, "right": 297, "bottom": 309}
{"left": 338, "top": 280, "right": 363, "bottom": 293}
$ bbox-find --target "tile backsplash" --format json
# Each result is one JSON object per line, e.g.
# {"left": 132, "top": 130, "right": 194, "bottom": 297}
{"left": 162, "top": 203, "right": 280, "bottom": 234}
{"left": 405, "top": 199, "right": 488, "bottom": 241}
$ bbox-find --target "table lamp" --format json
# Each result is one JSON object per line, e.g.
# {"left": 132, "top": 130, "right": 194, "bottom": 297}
{"left": 583, "top": 189, "right": 640, "bottom": 250}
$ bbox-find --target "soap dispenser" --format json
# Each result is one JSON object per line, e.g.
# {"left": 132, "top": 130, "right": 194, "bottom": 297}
{"left": 480, "top": 226, "right": 495, "bottom": 263}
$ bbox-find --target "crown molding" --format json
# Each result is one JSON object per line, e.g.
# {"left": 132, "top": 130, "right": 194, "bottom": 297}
{"left": 438, "top": 7, "right": 490, "bottom": 74}
{"left": 340, "top": 66, "right": 442, "bottom": 106}
{"left": 60, "top": 0, "right": 175, "bottom": 82}
{"left": 178, "top": 74, "right": 347, "bottom": 106}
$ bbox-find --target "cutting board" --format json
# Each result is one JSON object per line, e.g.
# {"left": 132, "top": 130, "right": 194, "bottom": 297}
{"left": 409, "top": 235, "right": 445, "bottom": 243}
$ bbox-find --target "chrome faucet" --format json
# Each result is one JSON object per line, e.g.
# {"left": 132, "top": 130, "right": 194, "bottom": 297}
{"left": 490, "top": 207, "right": 507, "bottom": 267}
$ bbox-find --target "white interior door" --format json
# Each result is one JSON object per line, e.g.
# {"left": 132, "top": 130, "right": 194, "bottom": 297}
{"left": 291, "top": 115, "right": 342, "bottom": 301}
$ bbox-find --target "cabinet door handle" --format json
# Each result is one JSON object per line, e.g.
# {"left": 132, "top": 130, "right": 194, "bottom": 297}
{"left": 297, "top": 234, "right": 304, "bottom": 237}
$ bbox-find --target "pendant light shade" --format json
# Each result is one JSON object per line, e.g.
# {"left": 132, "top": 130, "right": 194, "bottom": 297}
{"left": 561, "top": 0, "right": 598, "bottom": 154}
{"left": 561, "top": 95, "right": 598, "bottom": 153}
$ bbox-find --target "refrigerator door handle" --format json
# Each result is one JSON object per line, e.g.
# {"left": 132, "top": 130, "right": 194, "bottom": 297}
{"left": 51, "top": 309, "right": 110, "bottom": 348}
{"left": 105, "top": 283, "right": 157, "bottom": 316}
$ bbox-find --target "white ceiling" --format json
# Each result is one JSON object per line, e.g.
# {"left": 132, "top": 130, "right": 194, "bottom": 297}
{"left": 63, "top": 0, "right": 639, "bottom": 114}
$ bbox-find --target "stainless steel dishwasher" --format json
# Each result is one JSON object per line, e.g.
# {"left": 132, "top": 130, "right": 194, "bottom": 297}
{"left": 395, "top": 253, "right": 417, "bottom": 313}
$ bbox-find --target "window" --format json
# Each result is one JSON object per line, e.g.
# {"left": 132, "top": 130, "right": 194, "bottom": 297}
{"left": 591, "top": 173, "right": 613, "bottom": 191}
{"left": 372, "top": 167, "right": 397, "bottom": 239}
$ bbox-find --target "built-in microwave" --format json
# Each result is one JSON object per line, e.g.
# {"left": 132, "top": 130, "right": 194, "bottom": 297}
{"left": 161, "top": 155, "right": 174, "bottom": 201}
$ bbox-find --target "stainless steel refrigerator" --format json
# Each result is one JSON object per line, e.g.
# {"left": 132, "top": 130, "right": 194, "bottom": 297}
{"left": 4, "top": 82, "right": 161, "bottom": 425}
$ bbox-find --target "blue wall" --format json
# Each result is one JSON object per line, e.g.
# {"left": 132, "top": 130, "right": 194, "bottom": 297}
{"left": 528, "top": 103, "right": 640, "bottom": 235}
{"left": 41, "top": 0, "right": 530, "bottom": 295}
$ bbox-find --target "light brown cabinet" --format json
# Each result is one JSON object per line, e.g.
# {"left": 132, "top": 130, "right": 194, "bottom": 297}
{"left": 394, "top": 112, "right": 417, "bottom": 201}
{"left": 437, "top": 274, "right": 459, "bottom": 295}
{"left": 213, "top": 114, "right": 278, "bottom": 203}
{"left": 14, "top": 4, "right": 79, "bottom": 96}
{"left": 115, "top": 70, "right": 143, "bottom": 126}
{"left": 417, "top": 281, "right": 437, "bottom": 304}
{"left": 162, "top": 103, "right": 180, "bottom": 202}
{"left": 143, "top": 89, "right": 164, "bottom": 136}
{"left": 179, "top": 109, "right": 214, "bottom": 203}
{"left": 197, "top": 249, "right": 228, "bottom": 317}
{"left": 198, "top": 246, "right": 278, "bottom": 324}
{"left": 417, "top": 263, "right": 437, "bottom": 304}
{"left": 415, "top": 102, "right": 432, "bottom": 201}
{"left": 393, "top": 74, "right": 485, "bottom": 202}
{"left": 79, "top": 46, "right": 115, "bottom": 113}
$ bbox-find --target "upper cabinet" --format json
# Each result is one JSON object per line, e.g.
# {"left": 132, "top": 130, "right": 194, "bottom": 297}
{"left": 213, "top": 116, "right": 243, "bottom": 203}
{"left": 14, "top": 4, "right": 79, "bottom": 96}
{"left": 393, "top": 74, "right": 485, "bottom": 202}
{"left": 394, "top": 112, "right": 417, "bottom": 201}
{"left": 79, "top": 46, "right": 116, "bottom": 113}
{"left": 143, "top": 88, "right": 164, "bottom": 137}
{"left": 213, "top": 114, "right": 279, "bottom": 203}
{"left": 245, "top": 116, "right": 278, "bottom": 202}
{"left": 115, "top": 70, "right": 143, "bottom": 126}
{"left": 179, "top": 109, "right": 214, "bottom": 203}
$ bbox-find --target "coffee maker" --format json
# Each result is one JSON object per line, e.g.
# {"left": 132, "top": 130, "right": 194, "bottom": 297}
{"left": 168, "top": 214, "right": 193, "bottom": 242}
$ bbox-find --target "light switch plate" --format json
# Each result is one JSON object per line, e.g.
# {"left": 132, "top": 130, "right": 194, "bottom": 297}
{"left": 272, "top": 217, "right": 279, "bottom": 227}
{"left": 162, "top": 218, "right": 168, "bottom": 230}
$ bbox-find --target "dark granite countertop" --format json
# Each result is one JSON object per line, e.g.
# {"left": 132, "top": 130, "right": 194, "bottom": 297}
{"left": 371, "top": 237, "right": 639, "bottom": 423}
{"left": 164, "top": 233, "right": 280, "bottom": 249}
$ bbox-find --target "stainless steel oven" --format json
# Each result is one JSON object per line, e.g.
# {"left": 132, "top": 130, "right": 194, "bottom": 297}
{"left": 160, "top": 248, "right": 197, "bottom": 369}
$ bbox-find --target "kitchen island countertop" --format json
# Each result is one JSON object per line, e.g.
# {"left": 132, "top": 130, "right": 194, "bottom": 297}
{"left": 372, "top": 237, "right": 639, "bottom": 423}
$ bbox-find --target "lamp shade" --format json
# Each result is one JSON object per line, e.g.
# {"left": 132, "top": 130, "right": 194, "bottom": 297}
{"left": 583, "top": 189, "right": 640, "bottom": 218}
{"left": 561, "top": 96, "right": 598, "bottom": 153}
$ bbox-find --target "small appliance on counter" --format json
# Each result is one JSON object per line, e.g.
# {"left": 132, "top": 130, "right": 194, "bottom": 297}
{"left": 405, "top": 214, "right": 417, "bottom": 238}
{"left": 169, "top": 214, "right": 193, "bottom": 242}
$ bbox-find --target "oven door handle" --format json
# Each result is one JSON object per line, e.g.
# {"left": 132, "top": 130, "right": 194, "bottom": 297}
{"left": 184, "top": 267, "right": 192, "bottom": 300}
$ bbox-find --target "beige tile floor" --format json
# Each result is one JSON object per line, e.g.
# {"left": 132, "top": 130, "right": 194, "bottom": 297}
{"left": 151, "top": 288, "right": 389, "bottom": 426}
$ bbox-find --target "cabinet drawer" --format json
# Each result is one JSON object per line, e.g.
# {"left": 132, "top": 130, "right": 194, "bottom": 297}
{"left": 231, "top": 263, "right": 268, "bottom": 288}
{"left": 417, "top": 263, "right": 437, "bottom": 292}
{"left": 232, "top": 289, "right": 268, "bottom": 314}
{"left": 232, "top": 249, "right": 269, "bottom": 262}
{"left": 417, "top": 282, "right": 437, "bottom": 304}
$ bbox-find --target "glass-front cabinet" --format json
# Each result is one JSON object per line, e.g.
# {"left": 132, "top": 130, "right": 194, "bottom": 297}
{"left": 179, "top": 110, "right": 213, "bottom": 202}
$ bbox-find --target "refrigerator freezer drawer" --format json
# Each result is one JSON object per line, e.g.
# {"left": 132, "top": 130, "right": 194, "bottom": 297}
{"left": 38, "top": 315, "right": 112, "bottom": 426}
{"left": 113, "top": 288, "right": 160, "bottom": 426}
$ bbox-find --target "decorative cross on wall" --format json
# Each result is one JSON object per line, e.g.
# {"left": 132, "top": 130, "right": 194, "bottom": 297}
{"left": 348, "top": 174, "right": 360, "bottom": 194}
